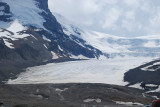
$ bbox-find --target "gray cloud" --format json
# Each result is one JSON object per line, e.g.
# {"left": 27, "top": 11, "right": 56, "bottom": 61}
{"left": 48, "top": 0, "right": 160, "bottom": 37}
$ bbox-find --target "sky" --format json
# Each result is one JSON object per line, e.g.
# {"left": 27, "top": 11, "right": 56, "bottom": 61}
{"left": 48, "top": 0, "right": 160, "bottom": 37}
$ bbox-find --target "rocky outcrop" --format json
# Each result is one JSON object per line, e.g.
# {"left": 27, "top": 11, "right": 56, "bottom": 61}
{"left": 124, "top": 59, "right": 160, "bottom": 85}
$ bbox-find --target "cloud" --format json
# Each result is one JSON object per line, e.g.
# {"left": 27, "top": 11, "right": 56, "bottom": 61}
{"left": 48, "top": 0, "right": 160, "bottom": 36}
{"left": 102, "top": 7, "right": 122, "bottom": 29}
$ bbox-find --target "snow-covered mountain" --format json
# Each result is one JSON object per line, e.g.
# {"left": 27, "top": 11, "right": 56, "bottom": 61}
{"left": 54, "top": 13, "right": 160, "bottom": 58}
{"left": 0, "top": 0, "right": 105, "bottom": 83}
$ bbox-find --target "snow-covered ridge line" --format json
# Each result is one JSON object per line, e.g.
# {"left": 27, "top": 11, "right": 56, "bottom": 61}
{"left": 54, "top": 12, "right": 160, "bottom": 57}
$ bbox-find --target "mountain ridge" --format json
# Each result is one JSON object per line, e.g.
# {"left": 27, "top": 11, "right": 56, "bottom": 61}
{"left": 0, "top": 0, "right": 105, "bottom": 83}
{"left": 54, "top": 12, "right": 160, "bottom": 58}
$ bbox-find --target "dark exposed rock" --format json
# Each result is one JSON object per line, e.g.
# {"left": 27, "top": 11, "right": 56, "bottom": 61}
{"left": 124, "top": 59, "right": 160, "bottom": 86}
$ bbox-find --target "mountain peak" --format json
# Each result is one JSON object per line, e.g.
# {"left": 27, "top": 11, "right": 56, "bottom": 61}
{"left": 0, "top": 0, "right": 104, "bottom": 83}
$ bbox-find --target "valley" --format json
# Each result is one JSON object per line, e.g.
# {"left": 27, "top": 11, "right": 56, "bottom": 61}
{"left": 0, "top": 0, "right": 160, "bottom": 107}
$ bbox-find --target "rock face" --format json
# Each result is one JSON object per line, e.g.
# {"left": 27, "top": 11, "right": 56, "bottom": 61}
{"left": 124, "top": 59, "right": 160, "bottom": 86}
{"left": 0, "top": 0, "right": 105, "bottom": 83}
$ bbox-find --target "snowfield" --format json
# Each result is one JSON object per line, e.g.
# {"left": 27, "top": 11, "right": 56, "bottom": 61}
{"left": 8, "top": 57, "right": 154, "bottom": 85}
{"left": 54, "top": 13, "right": 160, "bottom": 58}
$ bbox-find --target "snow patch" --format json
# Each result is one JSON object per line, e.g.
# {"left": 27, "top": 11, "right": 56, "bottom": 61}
{"left": 43, "top": 44, "right": 48, "bottom": 49}
{"left": 115, "top": 101, "right": 144, "bottom": 106}
{"left": 129, "top": 83, "right": 142, "bottom": 89}
{"left": 51, "top": 51, "right": 59, "bottom": 59}
{"left": 58, "top": 45, "right": 63, "bottom": 51}
{"left": 148, "top": 87, "right": 160, "bottom": 93}
{"left": 55, "top": 88, "right": 68, "bottom": 92}
{"left": 3, "top": 39, "right": 14, "bottom": 49}
{"left": 42, "top": 35, "right": 51, "bottom": 42}
{"left": 146, "top": 84, "right": 158, "bottom": 87}
{"left": 1, "top": 19, "right": 30, "bottom": 40}
{"left": 30, "top": 35, "right": 38, "bottom": 40}
{"left": 70, "top": 55, "right": 90, "bottom": 59}
{"left": 141, "top": 62, "right": 160, "bottom": 71}
{"left": 83, "top": 98, "right": 101, "bottom": 103}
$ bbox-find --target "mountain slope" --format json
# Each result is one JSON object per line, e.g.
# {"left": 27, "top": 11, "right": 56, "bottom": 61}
{"left": 54, "top": 13, "right": 160, "bottom": 58}
{"left": 124, "top": 58, "right": 160, "bottom": 87}
{"left": 0, "top": 0, "right": 105, "bottom": 83}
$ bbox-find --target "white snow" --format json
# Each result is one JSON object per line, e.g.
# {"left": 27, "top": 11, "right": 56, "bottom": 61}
{"left": 58, "top": 45, "right": 63, "bottom": 51}
{"left": 42, "top": 35, "right": 51, "bottom": 42}
{"left": 0, "top": 20, "right": 30, "bottom": 40}
{"left": 0, "top": 0, "right": 47, "bottom": 41}
{"left": 83, "top": 98, "right": 101, "bottom": 103}
{"left": 31, "top": 35, "right": 38, "bottom": 40}
{"left": 7, "top": 57, "right": 153, "bottom": 85}
{"left": 153, "top": 62, "right": 160, "bottom": 65}
{"left": 152, "top": 96, "right": 159, "bottom": 100}
{"left": 55, "top": 88, "right": 68, "bottom": 92}
{"left": 148, "top": 87, "right": 160, "bottom": 93}
{"left": 129, "top": 83, "right": 158, "bottom": 90}
{"left": 7, "top": 20, "right": 30, "bottom": 39}
{"left": 0, "top": 28, "right": 11, "bottom": 38}
{"left": 51, "top": 51, "right": 59, "bottom": 59}
{"left": 2, "top": 0, "right": 45, "bottom": 29}
{"left": 80, "top": 31, "right": 127, "bottom": 53}
{"left": 141, "top": 61, "right": 160, "bottom": 71}
{"left": 53, "top": 13, "right": 81, "bottom": 36}
{"left": 141, "top": 65, "right": 154, "bottom": 71}
{"left": 70, "top": 54, "right": 90, "bottom": 59}
{"left": 129, "top": 83, "right": 143, "bottom": 89}
{"left": 3, "top": 39, "right": 14, "bottom": 49}
{"left": 54, "top": 13, "right": 160, "bottom": 57}
{"left": 115, "top": 101, "right": 144, "bottom": 106}
{"left": 146, "top": 84, "right": 158, "bottom": 87}
{"left": 43, "top": 44, "right": 48, "bottom": 49}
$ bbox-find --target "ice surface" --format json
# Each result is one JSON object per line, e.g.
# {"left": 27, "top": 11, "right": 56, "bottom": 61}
{"left": 7, "top": 57, "right": 154, "bottom": 85}
{"left": 2, "top": 0, "right": 45, "bottom": 29}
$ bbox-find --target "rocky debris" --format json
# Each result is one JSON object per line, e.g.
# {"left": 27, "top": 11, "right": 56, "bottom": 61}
{"left": 0, "top": 83, "right": 156, "bottom": 107}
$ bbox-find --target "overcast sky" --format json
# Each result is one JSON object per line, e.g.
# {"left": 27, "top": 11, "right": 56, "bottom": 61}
{"left": 49, "top": 0, "right": 160, "bottom": 37}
